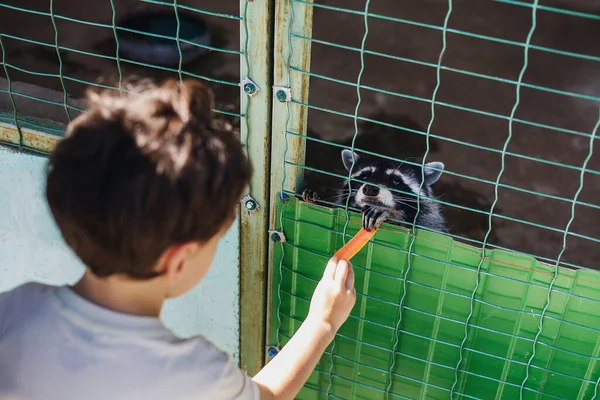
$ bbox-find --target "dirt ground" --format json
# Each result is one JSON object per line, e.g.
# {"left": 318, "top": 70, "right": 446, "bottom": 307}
{"left": 1, "top": 0, "right": 600, "bottom": 270}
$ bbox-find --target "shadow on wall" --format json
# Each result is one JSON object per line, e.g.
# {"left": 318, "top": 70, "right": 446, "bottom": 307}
{"left": 303, "top": 110, "right": 502, "bottom": 246}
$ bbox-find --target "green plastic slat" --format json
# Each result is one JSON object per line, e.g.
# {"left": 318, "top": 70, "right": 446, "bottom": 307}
{"left": 271, "top": 198, "right": 600, "bottom": 400}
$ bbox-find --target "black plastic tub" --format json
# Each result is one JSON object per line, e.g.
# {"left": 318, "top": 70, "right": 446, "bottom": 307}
{"left": 117, "top": 10, "right": 211, "bottom": 67}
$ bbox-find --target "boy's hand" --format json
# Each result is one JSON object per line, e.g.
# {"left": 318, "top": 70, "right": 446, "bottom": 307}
{"left": 307, "top": 257, "right": 356, "bottom": 332}
{"left": 253, "top": 257, "right": 356, "bottom": 400}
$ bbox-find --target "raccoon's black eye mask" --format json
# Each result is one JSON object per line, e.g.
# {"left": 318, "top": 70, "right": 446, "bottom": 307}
{"left": 340, "top": 149, "right": 445, "bottom": 187}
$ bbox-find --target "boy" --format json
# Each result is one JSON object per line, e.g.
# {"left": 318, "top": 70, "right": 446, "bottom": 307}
{"left": 0, "top": 78, "right": 356, "bottom": 400}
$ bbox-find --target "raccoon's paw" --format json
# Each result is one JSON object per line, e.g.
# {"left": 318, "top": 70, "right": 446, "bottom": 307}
{"left": 361, "top": 205, "right": 390, "bottom": 231}
{"left": 301, "top": 189, "right": 320, "bottom": 204}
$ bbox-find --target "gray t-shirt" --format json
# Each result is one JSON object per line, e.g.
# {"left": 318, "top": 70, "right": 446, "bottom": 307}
{"left": 0, "top": 283, "right": 259, "bottom": 400}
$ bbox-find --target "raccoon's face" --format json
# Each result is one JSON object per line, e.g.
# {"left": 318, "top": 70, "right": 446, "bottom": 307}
{"left": 340, "top": 149, "right": 444, "bottom": 218}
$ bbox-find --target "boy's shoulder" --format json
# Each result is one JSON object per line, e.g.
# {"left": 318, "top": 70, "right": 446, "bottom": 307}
{"left": 0, "top": 282, "right": 56, "bottom": 352}
{"left": 0, "top": 283, "right": 259, "bottom": 400}
{"left": 0, "top": 282, "right": 66, "bottom": 335}
{"left": 0, "top": 281, "right": 46, "bottom": 298}
{"left": 0, "top": 281, "right": 47, "bottom": 312}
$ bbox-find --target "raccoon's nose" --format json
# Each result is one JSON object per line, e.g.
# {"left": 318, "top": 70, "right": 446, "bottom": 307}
{"left": 362, "top": 185, "right": 380, "bottom": 197}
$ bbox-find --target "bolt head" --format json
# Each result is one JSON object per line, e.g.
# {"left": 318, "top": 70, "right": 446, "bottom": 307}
{"left": 245, "top": 200, "right": 257, "bottom": 210}
{"left": 276, "top": 90, "right": 287, "bottom": 102}
{"left": 271, "top": 233, "right": 280, "bottom": 242}
{"left": 244, "top": 83, "right": 256, "bottom": 95}
{"left": 279, "top": 192, "right": 289, "bottom": 203}
{"left": 267, "top": 347, "right": 278, "bottom": 357}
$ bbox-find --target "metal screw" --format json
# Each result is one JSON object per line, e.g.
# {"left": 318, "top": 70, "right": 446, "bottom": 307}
{"left": 279, "top": 192, "right": 289, "bottom": 203}
{"left": 244, "top": 83, "right": 257, "bottom": 95}
{"left": 276, "top": 90, "right": 287, "bottom": 102}
{"left": 241, "top": 78, "right": 260, "bottom": 97}
{"left": 268, "top": 230, "right": 286, "bottom": 243}
{"left": 245, "top": 199, "right": 257, "bottom": 210}
{"left": 267, "top": 346, "right": 279, "bottom": 357}
{"left": 241, "top": 194, "right": 259, "bottom": 213}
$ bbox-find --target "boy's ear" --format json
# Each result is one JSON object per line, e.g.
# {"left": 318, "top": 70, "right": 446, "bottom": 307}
{"left": 157, "top": 242, "right": 198, "bottom": 278}
{"left": 341, "top": 149, "right": 360, "bottom": 172}
{"left": 424, "top": 161, "right": 444, "bottom": 185}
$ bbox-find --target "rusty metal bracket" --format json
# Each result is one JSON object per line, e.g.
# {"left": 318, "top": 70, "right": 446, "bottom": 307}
{"left": 241, "top": 194, "right": 260, "bottom": 213}
{"left": 273, "top": 86, "right": 291, "bottom": 102}
{"left": 241, "top": 77, "right": 261, "bottom": 97}
{"left": 268, "top": 230, "right": 286, "bottom": 243}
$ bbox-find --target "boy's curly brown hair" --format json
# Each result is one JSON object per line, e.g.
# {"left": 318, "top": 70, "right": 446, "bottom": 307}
{"left": 45, "top": 77, "right": 252, "bottom": 278}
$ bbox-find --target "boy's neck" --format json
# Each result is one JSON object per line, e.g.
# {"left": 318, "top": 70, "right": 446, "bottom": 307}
{"left": 71, "top": 270, "right": 166, "bottom": 317}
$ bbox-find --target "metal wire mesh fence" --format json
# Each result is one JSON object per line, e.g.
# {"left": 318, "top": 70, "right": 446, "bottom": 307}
{"left": 267, "top": 0, "right": 600, "bottom": 399}
{"left": 0, "top": 0, "right": 242, "bottom": 150}
{"left": 3, "top": 0, "right": 600, "bottom": 398}
{"left": 295, "top": 0, "right": 600, "bottom": 272}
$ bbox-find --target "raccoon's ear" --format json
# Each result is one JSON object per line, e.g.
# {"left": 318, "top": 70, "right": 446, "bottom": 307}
{"left": 424, "top": 161, "right": 444, "bottom": 185}
{"left": 341, "top": 149, "right": 360, "bottom": 172}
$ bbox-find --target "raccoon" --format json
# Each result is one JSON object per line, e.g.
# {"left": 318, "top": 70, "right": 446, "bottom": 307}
{"left": 302, "top": 149, "right": 446, "bottom": 232}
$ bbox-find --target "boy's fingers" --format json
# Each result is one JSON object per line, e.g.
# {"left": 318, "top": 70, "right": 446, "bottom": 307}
{"left": 346, "top": 263, "right": 355, "bottom": 290}
{"left": 334, "top": 260, "right": 349, "bottom": 287}
{"left": 323, "top": 257, "right": 339, "bottom": 280}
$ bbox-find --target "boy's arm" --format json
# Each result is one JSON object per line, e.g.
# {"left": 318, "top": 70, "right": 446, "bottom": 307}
{"left": 253, "top": 317, "right": 334, "bottom": 400}
{"left": 252, "top": 258, "right": 355, "bottom": 400}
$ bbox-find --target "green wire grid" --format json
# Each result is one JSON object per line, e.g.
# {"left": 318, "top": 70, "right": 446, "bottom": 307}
{"left": 459, "top": 1, "right": 536, "bottom": 398}
{"left": 332, "top": 0, "right": 372, "bottom": 396}
{"left": 279, "top": 0, "right": 600, "bottom": 269}
{"left": 274, "top": 0, "right": 298, "bottom": 357}
{"left": 295, "top": 0, "right": 600, "bottom": 64}
{"left": 49, "top": 0, "right": 71, "bottom": 122}
{"left": 0, "top": 1, "right": 244, "bottom": 151}
{"left": 270, "top": 0, "right": 600, "bottom": 399}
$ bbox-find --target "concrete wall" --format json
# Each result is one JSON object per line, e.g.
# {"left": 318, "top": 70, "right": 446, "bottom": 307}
{"left": 0, "top": 145, "right": 241, "bottom": 361}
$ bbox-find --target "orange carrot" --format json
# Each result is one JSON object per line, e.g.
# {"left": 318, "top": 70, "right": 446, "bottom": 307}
{"left": 334, "top": 228, "right": 376, "bottom": 261}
